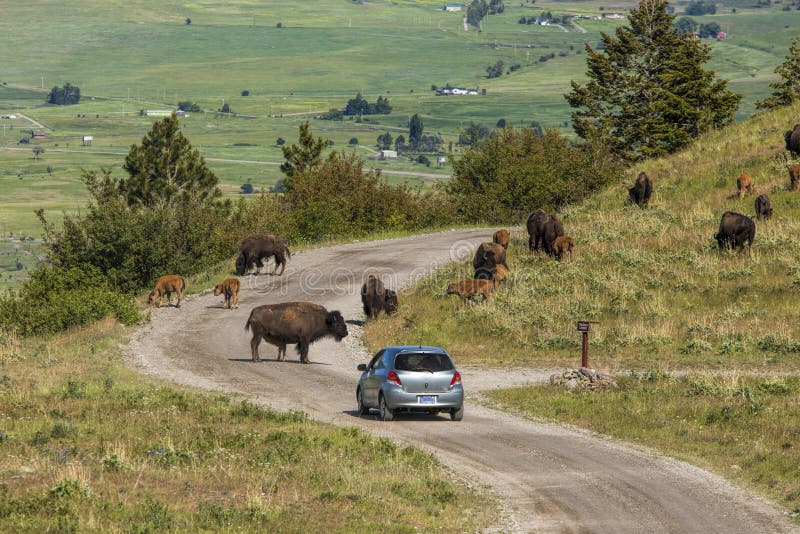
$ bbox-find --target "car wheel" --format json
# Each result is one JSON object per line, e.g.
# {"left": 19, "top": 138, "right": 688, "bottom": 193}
{"left": 357, "top": 388, "right": 370, "bottom": 416}
{"left": 450, "top": 405, "right": 464, "bottom": 421}
{"left": 379, "top": 394, "right": 395, "bottom": 422}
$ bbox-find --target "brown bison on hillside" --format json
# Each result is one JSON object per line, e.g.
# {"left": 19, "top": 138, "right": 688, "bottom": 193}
{"left": 472, "top": 242, "right": 507, "bottom": 272}
{"left": 785, "top": 124, "right": 800, "bottom": 157}
{"left": 628, "top": 171, "right": 653, "bottom": 208}
{"left": 715, "top": 211, "right": 755, "bottom": 252}
{"left": 526, "top": 209, "right": 548, "bottom": 253}
{"left": 541, "top": 216, "right": 565, "bottom": 257}
{"left": 492, "top": 229, "right": 511, "bottom": 250}
{"left": 475, "top": 264, "right": 510, "bottom": 283}
{"left": 235, "top": 234, "right": 291, "bottom": 276}
{"left": 737, "top": 173, "right": 754, "bottom": 199}
{"left": 754, "top": 194, "right": 772, "bottom": 221}
{"left": 361, "top": 274, "right": 398, "bottom": 320}
{"left": 789, "top": 164, "right": 800, "bottom": 191}
{"left": 214, "top": 278, "right": 240, "bottom": 309}
{"left": 148, "top": 275, "right": 186, "bottom": 308}
{"left": 446, "top": 278, "right": 498, "bottom": 306}
{"left": 244, "top": 302, "right": 348, "bottom": 363}
{"left": 552, "top": 235, "right": 574, "bottom": 261}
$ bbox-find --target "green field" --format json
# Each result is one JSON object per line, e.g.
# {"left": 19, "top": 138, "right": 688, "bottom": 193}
{"left": 2, "top": 0, "right": 800, "bottom": 238}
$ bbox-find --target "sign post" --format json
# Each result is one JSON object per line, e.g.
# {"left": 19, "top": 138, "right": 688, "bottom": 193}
{"left": 576, "top": 321, "right": 593, "bottom": 368}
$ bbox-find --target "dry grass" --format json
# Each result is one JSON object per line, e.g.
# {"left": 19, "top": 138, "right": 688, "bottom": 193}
{"left": 366, "top": 103, "right": 800, "bottom": 371}
{"left": 0, "top": 319, "right": 498, "bottom": 532}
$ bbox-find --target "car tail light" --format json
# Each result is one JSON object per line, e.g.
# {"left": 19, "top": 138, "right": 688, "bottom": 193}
{"left": 387, "top": 371, "right": 402, "bottom": 386}
{"left": 449, "top": 371, "right": 461, "bottom": 389}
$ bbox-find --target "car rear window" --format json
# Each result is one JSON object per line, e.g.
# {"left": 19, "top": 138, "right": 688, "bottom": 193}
{"left": 394, "top": 352, "right": 454, "bottom": 372}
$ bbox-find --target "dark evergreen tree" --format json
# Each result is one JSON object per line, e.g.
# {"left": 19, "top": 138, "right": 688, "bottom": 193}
{"left": 280, "top": 122, "right": 330, "bottom": 190}
{"left": 409, "top": 114, "right": 424, "bottom": 149}
{"left": 46, "top": 83, "right": 81, "bottom": 105}
{"left": 121, "top": 113, "right": 219, "bottom": 207}
{"left": 467, "top": 0, "right": 489, "bottom": 29}
{"left": 756, "top": 37, "right": 800, "bottom": 110}
{"left": 674, "top": 16, "right": 697, "bottom": 35}
{"left": 376, "top": 132, "right": 393, "bottom": 150}
{"left": 565, "top": 0, "right": 740, "bottom": 161}
{"left": 697, "top": 22, "right": 721, "bottom": 38}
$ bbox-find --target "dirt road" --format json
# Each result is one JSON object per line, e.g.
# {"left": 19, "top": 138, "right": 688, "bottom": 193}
{"left": 127, "top": 229, "right": 795, "bottom": 533}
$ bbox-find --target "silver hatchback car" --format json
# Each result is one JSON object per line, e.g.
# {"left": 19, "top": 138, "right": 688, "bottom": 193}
{"left": 356, "top": 346, "right": 464, "bottom": 421}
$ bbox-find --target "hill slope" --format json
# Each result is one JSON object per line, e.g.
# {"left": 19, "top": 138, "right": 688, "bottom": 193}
{"left": 365, "top": 103, "right": 800, "bottom": 371}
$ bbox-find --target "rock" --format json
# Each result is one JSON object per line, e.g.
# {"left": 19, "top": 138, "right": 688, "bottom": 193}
{"left": 18, "top": 466, "right": 35, "bottom": 474}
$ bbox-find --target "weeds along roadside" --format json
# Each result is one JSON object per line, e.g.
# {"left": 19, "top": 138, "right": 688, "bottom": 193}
{"left": 0, "top": 319, "right": 498, "bottom": 532}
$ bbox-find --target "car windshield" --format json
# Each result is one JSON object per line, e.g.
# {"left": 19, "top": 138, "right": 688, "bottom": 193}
{"left": 394, "top": 352, "right": 454, "bottom": 373}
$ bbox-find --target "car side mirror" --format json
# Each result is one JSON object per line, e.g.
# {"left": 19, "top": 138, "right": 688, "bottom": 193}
{"left": 357, "top": 364, "right": 367, "bottom": 372}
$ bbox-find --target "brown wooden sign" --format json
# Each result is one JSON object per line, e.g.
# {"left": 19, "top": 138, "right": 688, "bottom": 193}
{"left": 576, "top": 321, "right": 591, "bottom": 333}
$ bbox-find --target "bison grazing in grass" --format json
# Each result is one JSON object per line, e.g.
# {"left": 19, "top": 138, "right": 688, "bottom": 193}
{"left": 789, "top": 164, "right": 800, "bottom": 191}
{"left": 361, "top": 274, "right": 398, "bottom": 320}
{"left": 628, "top": 171, "right": 653, "bottom": 208}
{"left": 785, "top": 124, "right": 800, "bottom": 157}
{"left": 244, "top": 302, "right": 348, "bottom": 363}
{"left": 472, "top": 242, "right": 507, "bottom": 272}
{"left": 446, "top": 278, "right": 498, "bottom": 306}
{"left": 526, "top": 209, "right": 548, "bottom": 253}
{"left": 552, "top": 235, "right": 574, "bottom": 261}
{"left": 715, "top": 211, "right": 755, "bottom": 252}
{"left": 492, "top": 229, "right": 511, "bottom": 250}
{"left": 541, "top": 216, "right": 565, "bottom": 257}
{"left": 737, "top": 173, "right": 754, "bottom": 199}
{"left": 754, "top": 195, "right": 772, "bottom": 221}
{"left": 214, "top": 278, "right": 240, "bottom": 309}
{"left": 149, "top": 275, "right": 186, "bottom": 308}
{"left": 474, "top": 263, "right": 509, "bottom": 283}
{"left": 235, "top": 234, "right": 291, "bottom": 276}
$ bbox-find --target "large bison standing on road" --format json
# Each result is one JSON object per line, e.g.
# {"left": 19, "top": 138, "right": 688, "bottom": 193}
{"left": 235, "top": 234, "right": 291, "bottom": 276}
{"left": 785, "top": 124, "right": 800, "bottom": 157}
{"left": 715, "top": 211, "right": 756, "bottom": 252}
{"left": 244, "top": 302, "right": 348, "bottom": 363}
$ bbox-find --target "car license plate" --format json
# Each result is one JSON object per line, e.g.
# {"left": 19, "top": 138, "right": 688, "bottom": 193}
{"left": 418, "top": 395, "right": 437, "bottom": 405}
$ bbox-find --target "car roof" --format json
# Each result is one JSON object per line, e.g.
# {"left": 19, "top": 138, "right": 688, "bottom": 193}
{"left": 382, "top": 346, "right": 449, "bottom": 354}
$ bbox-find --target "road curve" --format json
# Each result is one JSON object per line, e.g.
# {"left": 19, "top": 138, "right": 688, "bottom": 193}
{"left": 126, "top": 229, "right": 795, "bottom": 533}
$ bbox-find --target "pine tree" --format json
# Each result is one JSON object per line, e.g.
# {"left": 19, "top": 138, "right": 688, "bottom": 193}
{"left": 409, "top": 114, "right": 424, "bottom": 149}
{"left": 755, "top": 37, "right": 800, "bottom": 111}
{"left": 122, "top": 113, "right": 219, "bottom": 207}
{"left": 565, "top": 0, "right": 740, "bottom": 161}
{"left": 280, "top": 122, "right": 330, "bottom": 190}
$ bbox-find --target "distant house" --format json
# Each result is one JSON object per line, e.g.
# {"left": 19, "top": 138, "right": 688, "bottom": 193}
{"left": 604, "top": 13, "right": 625, "bottom": 19}
{"left": 716, "top": 31, "right": 727, "bottom": 39}
{"left": 145, "top": 110, "right": 175, "bottom": 117}
{"left": 443, "top": 3, "right": 466, "bottom": 11}
{"left": 380, "top": 150, "right": 398, "bottom": 159}
{"left": 438, "top": 86, "right": 479, "bottom": 96}
{"left": 31, "top": 130, "right": 45, "bottom": 139}
{"left": 82, "top": 135, "right": 93, "bottom": 146}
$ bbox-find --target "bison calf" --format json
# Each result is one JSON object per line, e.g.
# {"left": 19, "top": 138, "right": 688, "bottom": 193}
{"left": 737, "top": 173, "right": 754, "bottom": 199}
{"left": 754, "top": 194, "right": 772, "bottom": 221}
{"left": 214, "top": 278, "right": 240, "bottom": 309}
{"left": 789, "top": 164, "right": 800, "bottom": 191}
{"left": 149, "top": 275, "right": 186, "bottom": 308}
{"left": 715, "top": 211, "right": 755, "bottom": 252}
{"left": 552, "top": 235, "right": 574, "bottom": 261}
{"left": 446, "top": 278, "right": 498, "bottom": 306}
{"left": 244, "top": 302, "right": 348, "bottom": 363}
{"left": 361, "top": 274, "right": 398, "bottom": 320}
{"left": 492, "top": 229, "right": 511, "bottom": 250}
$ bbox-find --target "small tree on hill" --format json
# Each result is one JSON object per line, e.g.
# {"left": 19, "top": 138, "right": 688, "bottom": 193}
{"left": 565, "top": 0, "right": 740, "bottom": 161}
{"left": 280, "top": 122, "right": 331, "bottom": 190}
{"left": 409, "top": 114, "right": 424, "bottom": 149}
{"left": 121, "top": 113, "right": 219, "bottom": 207}
{"left": 47, "top": 83, "right": 80, "bottom": 105}
{"left": 755, "top": 37, "right": 800, "bottom": 111}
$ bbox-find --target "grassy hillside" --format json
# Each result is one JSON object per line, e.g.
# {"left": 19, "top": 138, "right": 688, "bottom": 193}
{"left": 365, "top": 102, "right": 800, "bottom": 371}
{"left": 0, "top": 319, "right": 497, "bottom": 532}
{"left": 2, "top": 0, "right": 800, "bottom": 237}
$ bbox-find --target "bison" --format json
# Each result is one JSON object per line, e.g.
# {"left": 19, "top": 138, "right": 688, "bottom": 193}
{"left": 214, "top": 278, "right": 240, "bottom": 309}
{"left": 715, "top": 211, "right": 756, "bottom": 252}
{"left": 526, "top": 209, "right": 548, "bottom": 253}
{"left": 628, "top": 171, "right": 653, "bottom": 208}
{"left": 541, "top": 216, "right": 565, "bottom": 257}
{"left": 785, "top": 124, "right": 800, "bottom": 157}
{"left": 235, "top": 234, "right": 291, "bottom": 276}
{"left": 789, "top": 164, "right": 800, "bottom": 191}
{"left": 737, "top": 173, "right": 754, "bottom": 199}
{"left": 244, "top": 302, "right": 348, "bottom": 363}
{"left": 754, "top": 194, "right": 772, "bottom": 221}
{"left": 492, "top": 229, "right": 511, "bottom": 250}
{"left": 361, "top": 274, "right": 398, "bottom": 320}
{"left": 148, "top": 275, "right": 186, "bottom": 308}
{"left": 474, "top": 263, "right": 509, "bottom": 283}
{"left": 552, "top": 235, "right": 574, "bottom": 261}
{"left": 472, "top": 242, "right": 508, "bottom": 272}
{"left": 446, "top": 278, "right": 498, "bottom": 306}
